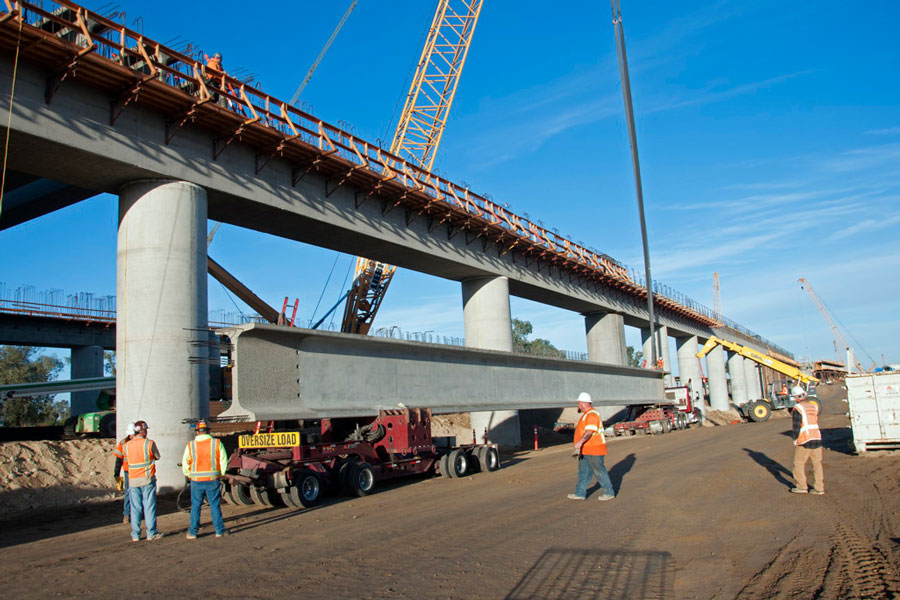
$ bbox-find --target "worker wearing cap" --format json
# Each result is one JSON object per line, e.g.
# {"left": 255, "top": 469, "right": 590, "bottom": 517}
{"left": 567, "top": 392, "right": 615, "bottom": 502}
{"left": 182, "top": 420, "right": 229, "bottom": 539}
{"left": 790, "top": 385, "right": 824, "bottom": 495}
{"left": 112, "top": 422, "right": 136, "bottom": 524}
{"left": 124, "top": 420, "right": 163, "bottom": 541}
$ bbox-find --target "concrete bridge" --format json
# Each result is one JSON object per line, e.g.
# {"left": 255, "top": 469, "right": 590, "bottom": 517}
{"left": 0, "top": 2, "right": 793, "bottom": 487}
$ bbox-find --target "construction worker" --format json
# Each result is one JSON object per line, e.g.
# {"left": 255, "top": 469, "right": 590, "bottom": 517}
{"left": 789, "top": 385, "right": 824, "bottom": 495}
{"left": 204, "top": 52, "right": 225, "bottom": 105}
{"left": 124, "top": 420, "right": 163, "bottom": 541}
{"left": 567, "top": 392, "right": 615, "bottom": 502}
{"left": 112, "top": 422, "right": 136, "bottom": 524}
{"left": 182, "top": 420, "right": 229, "bottom": 539}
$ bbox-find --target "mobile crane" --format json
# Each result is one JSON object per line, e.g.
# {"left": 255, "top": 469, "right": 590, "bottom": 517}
{"left": 696, "top": 336, "right": 819, "bottom": 422}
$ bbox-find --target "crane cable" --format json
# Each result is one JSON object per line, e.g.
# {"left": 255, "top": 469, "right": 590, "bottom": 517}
{"left": 0, "top": 11, "right": 24, "bottom": 224}
{"left": 290, "top": 0, "right": 357, "bottom": 106}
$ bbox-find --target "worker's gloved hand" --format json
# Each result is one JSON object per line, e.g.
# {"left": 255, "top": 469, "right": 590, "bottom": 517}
{"left": 115, "top": 476, "right": 124, "bottom": 492}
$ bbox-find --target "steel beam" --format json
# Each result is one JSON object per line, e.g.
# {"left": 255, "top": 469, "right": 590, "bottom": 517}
{"left": 218, "top": 323, "right": 665, "bottom": 422}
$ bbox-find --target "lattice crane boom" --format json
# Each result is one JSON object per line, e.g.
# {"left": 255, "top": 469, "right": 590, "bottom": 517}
{"left": 341, "top": 0, "right": 483, "bottom": 335}
{"left": 798, "top": 278, "right": 861, "bottom": 373}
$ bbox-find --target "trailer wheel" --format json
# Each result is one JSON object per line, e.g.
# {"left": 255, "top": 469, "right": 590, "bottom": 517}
{"left": 231, "top": 484, "right": 254, "bottom": 506}
{"left": 347, "top": 462, "right": 376, "bottom": 497}
{"left": 446, "top": 449, "right": 468, "bottom": 478}
{"left": 748, "top": 401, "right": 772, "bottom": 422}
{"left": 663, "top": 419, "right": 672, "bottom": 433}
{"left": 337, "top": 459, "right": 358, "bottom": 495}
{"left": 467, "top": 449, "right": 482, "bottom": 473}
{"left": 63, "top": 416, "right": 78, "bottom": 438}
{"left": 480, "top": 446, "right": 500, "bottom": 472}
{"left": 290, "top": 471, "right": 322, "bottom": 508}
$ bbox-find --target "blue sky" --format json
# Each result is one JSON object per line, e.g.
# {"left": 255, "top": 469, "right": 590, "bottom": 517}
{"left": 1, "top": 0, "right": 899, "bottom": 371}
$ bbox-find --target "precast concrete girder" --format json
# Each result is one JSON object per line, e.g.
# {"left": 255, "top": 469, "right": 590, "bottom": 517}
{"left": 217, "top": 324, "right": 665, "bottom": 422}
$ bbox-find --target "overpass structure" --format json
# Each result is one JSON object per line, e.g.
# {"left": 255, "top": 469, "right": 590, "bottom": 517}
{"left": 0, "top": 1, "right": 794, "bottom": 487}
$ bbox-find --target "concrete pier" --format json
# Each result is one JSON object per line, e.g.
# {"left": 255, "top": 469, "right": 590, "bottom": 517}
{"left": 727, "top": 353, "right": 748, "bottom": 409}
{"left": 461, "top": 276, "right": 519, "bottom": 446}
{"left": 642, "top": 325, "right": 673, "bottom": 386}
{"left": 675, "top": 336, "right": 704, "bottom": 416}
{"left": 744, "top": 360, "right": 762, "bottom": 400}
{"left": 584, "top": 312, "right": 627, "bottom": 365}
{"left": 70, "top": 345, "right": 104, "bottom": 415}
{"left": 116, "top": 180, "right": 208, "bottom": 491}
{"left": 706, "top": 344, "right": 729, "bottom": 412}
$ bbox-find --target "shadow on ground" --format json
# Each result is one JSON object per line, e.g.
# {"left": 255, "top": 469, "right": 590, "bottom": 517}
{"left": 743, "top": 447, "right": 793, "bottom": 488}
{"left": 609, "top": 453, "right": 636, "bottom": 494}
{"left": 506, "top": 546, "right": 673, "bottom": 600}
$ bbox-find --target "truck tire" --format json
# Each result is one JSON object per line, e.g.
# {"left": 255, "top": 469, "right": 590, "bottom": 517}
{"left": 439, "top": 453, "right": 452, "bottom": 478}
{"left": 337, "top": 458, "right": 359, "bottom": 495}
{"left": 446, "top": 449, "right": 468, "bottom": 478}
{"left": 479, "top": 446, "right": 500, "bottom": 472}
{"left": 100, "top": 413, "right": 116, "bottom": 438}
{"left": 63, "top": 416, "right": 78, "bottom": 438}
{"left": 748, "top": 401, "right": 772, "bottom": 422}
{"left": 232, "top": 484, "right": 254, "bottom": 506}
{"left": 663, "top": 419, "right": 672, "bottom": 433}
{"left": 288, "top": 470, "right": 321, "bottom": 508}
{"left": 347, "top": 462, "right": 376, "bottom": 497}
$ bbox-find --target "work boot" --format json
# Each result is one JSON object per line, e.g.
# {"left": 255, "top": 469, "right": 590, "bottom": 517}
{"left": 790, "top": 487, "right": 808, "bottom": 494}
{"left": 148, "top": 532, "right": 164, "bottom": 540}
{"left": 185, "top": 533, "right": 197, "bottom": 540}
{"left": 215, "top": 530, "right": 230, "bottom": 538}
{"left": 597, "top": 494, "right": 615, "bottom": 502}
{"left": 809, "top": 489, "right": 825, "bottom": 495}
{"left": 122, "top": 516, "right": 129, "bottom": 524}
{"left": 566, "top": 494, "right": 585, "bottom": 500}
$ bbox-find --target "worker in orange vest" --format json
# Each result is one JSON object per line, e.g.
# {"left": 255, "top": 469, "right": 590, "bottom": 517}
{"left": 112, "top": 421, "right": 136, "bottom": 524}
{"left": 567, "top": 392, "right": 615, "bottom": 502}
{"left": 182, "top": 420, "right": 229, "bottom": 539}
{"left": 124, "top": 420, "right": 163, "bottom": 541}
{"left": 204, "top": 52, "right": 225, "bottom": 104}
{"left": 789, "top": 386, "right": 824, "bottom": 495}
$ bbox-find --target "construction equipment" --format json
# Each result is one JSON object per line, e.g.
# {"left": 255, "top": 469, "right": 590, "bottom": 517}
{"left": 612, "top": 386, "right": 702, "bottom": 436}
{"left": 0, "top": 376, "right": 117, "bottom": 437}
{"left": 696, "top": 336, "right": 819, "bottom": 422}
{"left": 341, "top": 0, "right": 483, "bottom": 335}
{"left": 798, "top": 278, "right": 864, "bottom": 374}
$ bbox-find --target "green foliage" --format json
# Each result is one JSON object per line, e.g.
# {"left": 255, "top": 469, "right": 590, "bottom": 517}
{"left": 626, "top": 345, "right": 643, "bottom": 368}
{"left": 0, "top": 346, "right": 66, "bottom": 426}
{"left": 511, "top": 318, "right": 565, "bottom": 358}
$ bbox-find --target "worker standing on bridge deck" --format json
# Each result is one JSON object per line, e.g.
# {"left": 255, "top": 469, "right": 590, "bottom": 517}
{"left": 790, "top": 386, "right": 825, "bottom": 495}
{"left": 567, "top": 392, "right": 615, "bottom": 502}
{"left": 182, "top": 420, "right": 229, "bottom": 539}
{"left": 204, "top": 52, "right": 225, "bottom": 105}
{"left": 112, "top": 422, "right": 136, "bottom": 524}
{"left": 124, "top": 420, "right": 163, "bottom": 541}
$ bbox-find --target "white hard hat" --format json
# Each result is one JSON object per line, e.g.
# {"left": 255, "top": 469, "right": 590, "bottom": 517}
{"left": 577, "top": 392, "right": 593, "bottom": 404}
{"left": 125, "top": 422, "right": 136, "bottom": 435}
{"left": 791, "top": 385, "right": 806, "bottom": 397}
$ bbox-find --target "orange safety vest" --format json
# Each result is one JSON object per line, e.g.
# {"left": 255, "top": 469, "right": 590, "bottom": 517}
{"left": 187, "top": 437, "right": 222, "bottom": 481}
{"left": 113, "top": 436, "right": 131, "bottom": 472}
{"left": 124, "top": 437, "right": 156, "bottom": 480}
{"left": 781, "top": 384, "right": 789, "bottom": 395}
{"left": 793, "top": 401, "right": 821, "bottom": 446}
{"left": 575, "top": 409, "right": 607, "bottom": 456}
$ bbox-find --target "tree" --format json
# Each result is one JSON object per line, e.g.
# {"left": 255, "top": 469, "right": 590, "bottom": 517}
{"left": 511, "top": 318, "right": 565, "bottom": 358}
{"left": 0, "top": 346, "right": 65, "bottom": 426}
{"left": 626, "top": 345, "right": 643, "bottom": 368}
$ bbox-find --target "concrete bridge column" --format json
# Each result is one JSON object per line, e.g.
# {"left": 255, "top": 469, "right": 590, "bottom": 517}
{"left": 727, "top": 352, "right": 748, "bottom": 409}
{"left": 584, "top": 312, "right": 626, "bottom": 365}
{"left": 70, "top": 345, "right": 104, "bottom": 415}
{"left": 744, "top": 360, "right": 762, "bottom": 400}
{"left": 706, "top": 344, "right": 729, "bottom": 412}
{"left": 641, "top": 325, "right": 673, "bottom": 386}
{"left": 117, "top": 180, "right": 208, "bottom": 491}
{"left": 461, "top": 276, "right": 519, "bottom": 446}
{"left": 675, "top": 336, "right": 704, "bottom": 417}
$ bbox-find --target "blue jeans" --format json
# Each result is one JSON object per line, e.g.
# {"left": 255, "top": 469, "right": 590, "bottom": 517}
{"left": 574, "top": 454, "right": 615, "bottom": 498}
{"left": 189, "top": 480, "right": 225, "bottom": 536}
{"left": 129, "top": 481, "right": 158, "bottom": 540}
{"left": 122, "top": 472, "right": 131, "bottom": 518}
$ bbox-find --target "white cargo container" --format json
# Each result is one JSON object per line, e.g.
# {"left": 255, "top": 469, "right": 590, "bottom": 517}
{"left": 845, "top": 372, "right": 900, "bottom": 453}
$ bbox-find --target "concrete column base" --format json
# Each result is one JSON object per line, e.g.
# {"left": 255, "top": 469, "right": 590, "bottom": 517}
{"left": 641, "top": 325, "right": 672, "bottom": 386}
{"left": 675, "top": 336, "right": 704, "bottom": 417}
{"left": 706, "top": 344, "right": 729, "bottom": 412}
{"left": 727, "top": 352, "right": 749, "bottom": 409}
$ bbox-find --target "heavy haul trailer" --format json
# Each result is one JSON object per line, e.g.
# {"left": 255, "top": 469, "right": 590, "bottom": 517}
{"left": 612, "top": 386, "right": 702, "bottom": 436}
{"left": 221, "top": 408, "right": 500, "bottom": 508}
{"left": 213, "top": 323, "right": 664, "bottom": 507}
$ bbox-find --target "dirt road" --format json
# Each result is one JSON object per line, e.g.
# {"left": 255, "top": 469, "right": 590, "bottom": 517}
{"left": 2, "top": 407, "right": 899, "bottom": 599}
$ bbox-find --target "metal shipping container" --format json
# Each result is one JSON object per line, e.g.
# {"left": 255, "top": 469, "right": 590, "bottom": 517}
{"left": 845, "top": 372, "right": 900, "bottom": 453}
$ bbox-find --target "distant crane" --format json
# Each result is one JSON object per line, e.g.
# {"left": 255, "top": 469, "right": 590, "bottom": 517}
{"left": 712, "top": 272, "right": 721, "bottom": 322}
{"left": 341, "top": 0, "right": 484, "bottom": 335}
{"left": 290, "top": 1, "right": 358, "bottom": 106}
{"left": 797, "top": 278, "right": 867, "bottom": 374}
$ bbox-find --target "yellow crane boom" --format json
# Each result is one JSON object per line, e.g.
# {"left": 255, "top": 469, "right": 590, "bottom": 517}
{"left": 342, "top": 0, "right": 483, "bottom": 335}
{"left": 696, "top": 336, "right": 819, "bottom": 384}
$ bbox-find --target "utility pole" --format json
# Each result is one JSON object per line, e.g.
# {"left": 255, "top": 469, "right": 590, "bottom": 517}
{"left": 611, "top": 0, "right": 658, "bottom": 366}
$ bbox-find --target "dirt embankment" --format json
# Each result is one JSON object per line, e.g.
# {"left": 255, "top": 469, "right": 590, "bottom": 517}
{"left": 0, "top": 439, "right": 116, "bottom": 520}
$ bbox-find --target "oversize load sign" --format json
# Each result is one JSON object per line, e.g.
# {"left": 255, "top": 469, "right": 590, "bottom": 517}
{"left": 239, "top": 431, "right": 301, "bottom": 449}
